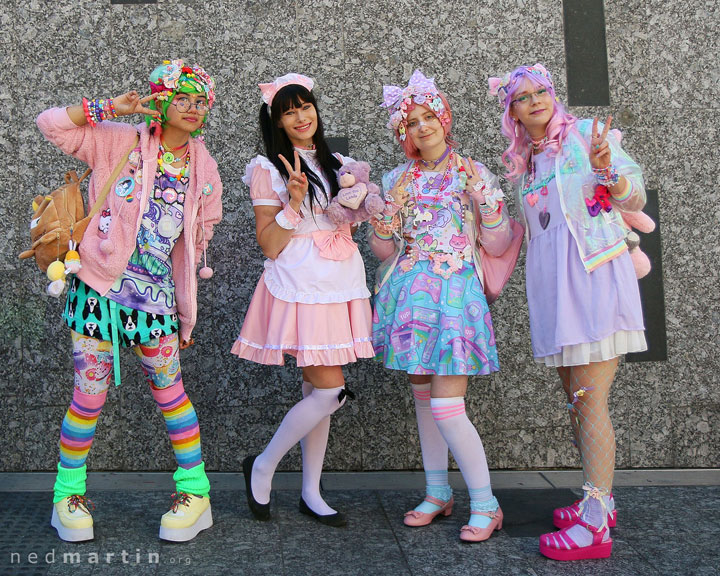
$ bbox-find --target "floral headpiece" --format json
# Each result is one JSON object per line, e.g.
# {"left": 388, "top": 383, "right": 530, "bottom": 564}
{"left": 149, "top": 59, "right": 216, "bottom": 108}
{"left": 258, "top": 73, "right": 314, "bottom": 109}
{"left": 488, "top": 63, "right": 554, "bottom": 106}
{"left": 381, "top": 70, "right": 450, "bottom": 141}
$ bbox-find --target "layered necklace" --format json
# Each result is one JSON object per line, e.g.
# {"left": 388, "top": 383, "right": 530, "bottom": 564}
{"left": 157, "top": 140, "right": 190, "bottom": 182}
{"left": 523, "top": 149, "right": 556, "bottom": 230}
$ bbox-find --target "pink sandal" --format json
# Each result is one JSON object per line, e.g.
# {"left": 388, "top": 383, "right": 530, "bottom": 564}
{"left": 554, "top": 494, "right": 617, "bottom": 529}
{"left": 403, "top": 495, "right": 453, "bottom": 527}
{"left": 540, "top": 518, "right": 612, "bottom": 561}
{"left": 459, "top": 507, "right": 503, "bottom": 542}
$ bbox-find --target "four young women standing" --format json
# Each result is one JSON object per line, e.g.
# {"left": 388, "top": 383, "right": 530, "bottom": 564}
{"left": 34, "top": 63, "right": 647, "bottom": 562}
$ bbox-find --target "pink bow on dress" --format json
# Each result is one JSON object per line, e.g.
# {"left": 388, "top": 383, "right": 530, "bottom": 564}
{"left": 311, "top": 225, "right": 358, "bottom": 261}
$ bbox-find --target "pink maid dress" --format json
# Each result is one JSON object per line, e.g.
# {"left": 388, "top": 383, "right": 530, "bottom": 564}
{"left": 231, "top": 150, "right": 374, "bottom": 366}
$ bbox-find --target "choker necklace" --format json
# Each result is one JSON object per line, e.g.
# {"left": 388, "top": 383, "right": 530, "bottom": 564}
{"left": 420, "top": 146, "right": 450, "bottom": 169}
{"left": 160, "top": 141, "right": 189, "bottom": 164}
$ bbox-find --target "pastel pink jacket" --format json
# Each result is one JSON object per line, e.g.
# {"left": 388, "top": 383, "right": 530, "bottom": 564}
{"left": 36, "top": 107, "right": 223, "bottom": 341}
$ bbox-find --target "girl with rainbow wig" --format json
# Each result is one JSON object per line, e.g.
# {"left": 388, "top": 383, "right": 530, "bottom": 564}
{"left": 370, "top": 70, "right": 522, "bottom": 542}
{"left": 490, "top": 63, "right": 647, "bottom": 561}
{"left": 36, "top": 59, "right": 221, "bottom": 543}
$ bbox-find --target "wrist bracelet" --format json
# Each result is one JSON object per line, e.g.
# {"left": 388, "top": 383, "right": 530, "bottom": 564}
{"left": 592, "top": 164, "right": 619, "bottom": 186}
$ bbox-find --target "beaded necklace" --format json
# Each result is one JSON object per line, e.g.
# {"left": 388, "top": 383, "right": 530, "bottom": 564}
{"left": 523, "top": 151, "right": 555, "bottom": 230}
{"left": 157, "top": 145, "right": 191, "bottom": 182}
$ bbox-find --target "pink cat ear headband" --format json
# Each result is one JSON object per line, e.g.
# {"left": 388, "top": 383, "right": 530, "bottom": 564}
{"left": 488, "top": 63, "right": 553, "bottom": 105}
{"left": 258, "top": 73, "right": 314, "bottom": 109}
{"left": 380, "top": 69, "right": 450, "bottom": 141}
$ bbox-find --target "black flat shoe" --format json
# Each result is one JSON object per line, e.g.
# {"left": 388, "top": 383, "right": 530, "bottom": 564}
{"left": 242, "top": 455, "right": 270, "bottom": 521}
{"left": 299, "top": 497, "right": 347, "bottom": 527}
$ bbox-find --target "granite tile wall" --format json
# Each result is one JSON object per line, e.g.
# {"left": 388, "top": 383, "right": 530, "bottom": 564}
{"left": 1, "top": 0, "right": 717, "bottom": 472}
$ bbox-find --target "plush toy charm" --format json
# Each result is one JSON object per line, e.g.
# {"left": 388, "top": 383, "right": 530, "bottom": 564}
{"left": 619, "top": 210, "right": 656, "bottom": 279}
{"left": 326, "top": 161, "right": 384, "bottom": 226}
{"left": 64, "top": 240, "right": 82, "bottom": 274}
{"left": 46, "top": 259, "right": 67, "bottom": 297}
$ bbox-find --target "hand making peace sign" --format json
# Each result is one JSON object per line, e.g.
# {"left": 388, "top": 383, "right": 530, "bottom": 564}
{"left": 458, "top": 156, "right": 486, "bottom": 203}
{"left": 278, "top": 151, "right": 309, "bottom": 207}
{"left": 589, "top": 115, "right": 613, "bottom": 170}
{"left": 112, "top": 90, "right": 163, "bottom": 119}
{"left": 388, "top": 169, "right": 411, "bottom": 206}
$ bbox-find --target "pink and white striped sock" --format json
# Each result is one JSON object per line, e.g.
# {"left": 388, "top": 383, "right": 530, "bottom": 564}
{"left": 431, "top": 397, "right": 494, "bottom": 525}
{"left": 412, "top": 385, "right": 451, "bottom": 513}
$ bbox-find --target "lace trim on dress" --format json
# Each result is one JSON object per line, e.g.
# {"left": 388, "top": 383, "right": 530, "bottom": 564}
{"left": 243, "top": 155, "right": 289, "bottom": 205}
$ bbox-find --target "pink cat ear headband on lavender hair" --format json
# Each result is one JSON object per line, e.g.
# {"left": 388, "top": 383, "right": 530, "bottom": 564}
{"left": 380, "top": 69, "right": 450, "bottom": 141}
{"left": 488, "top": 63, "right": 554, "bottom": 105}
{"left": 258, "top": 73, "right": 315, "bottom": 111}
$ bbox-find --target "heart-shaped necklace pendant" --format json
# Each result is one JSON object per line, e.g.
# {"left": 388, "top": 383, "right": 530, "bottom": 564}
{"left": 527, "top": 192, "right": 539, "bottom": 207}
{"left": 539, "top": 210, "right": 551, "bottom": 230}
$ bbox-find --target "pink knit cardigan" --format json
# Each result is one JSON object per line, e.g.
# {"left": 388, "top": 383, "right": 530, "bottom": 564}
{"left": 36, "top": 107, "right": 223, "bottom": 341}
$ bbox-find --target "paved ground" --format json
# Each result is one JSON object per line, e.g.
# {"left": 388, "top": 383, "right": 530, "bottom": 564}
{"left": 2, "top": 470, "right": 719, "bottom": 576}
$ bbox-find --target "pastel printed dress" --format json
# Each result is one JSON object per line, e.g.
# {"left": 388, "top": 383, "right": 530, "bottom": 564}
{"left": 232, "top": 150, "right": 374, "bottom": 366}
{"left": 372, "top": 167, "right": 500, "bottom": 376}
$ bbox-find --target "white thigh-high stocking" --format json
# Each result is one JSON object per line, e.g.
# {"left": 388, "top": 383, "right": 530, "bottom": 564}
{"left": 252, "top": 386, "right": 346, "bottom": 507}
{"left": 299, "top": 381, "right": 335, "bottom": 515}
{"left": 430, "top": 397, "right": 497, "bottom": 528}
{"left": 411, "top": 384, "right": 452, "bottom": 513}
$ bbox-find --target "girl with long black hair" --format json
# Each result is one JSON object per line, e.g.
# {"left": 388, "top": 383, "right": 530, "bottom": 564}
{"left": 232, "top": 74, "right": 374, "bottom": 526}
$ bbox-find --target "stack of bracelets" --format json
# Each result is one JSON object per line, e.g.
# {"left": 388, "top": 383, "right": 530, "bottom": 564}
{"left": 373, "top": 195, "right": 402, "bottom": 239}
{"left": 82, "top": 97, "right": 118, "bottom": 126}
{"left": 592, "top": 164, "right": 620, "bottom": 187}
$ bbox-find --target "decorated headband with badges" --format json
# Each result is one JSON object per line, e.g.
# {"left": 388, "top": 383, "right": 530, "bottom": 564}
{"left": 381, "top": 70, "right": 450, "bottom": 141}
{"left": 488, "top": 63, "right": 554, "bottom": 106}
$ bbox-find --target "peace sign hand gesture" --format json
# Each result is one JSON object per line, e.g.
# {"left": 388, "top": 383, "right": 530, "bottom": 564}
{"left": 388, "top": 169, "right": 411, "bottom": 206}
{"left": 278, "top": 151, "right": 309, "bottom": 209}
{"left": 458, "top": 156, "right": 486, "bottom": 203}
{"left": 112, "top": 91, "right": 162, "bottom": 119}
{"left": 589, "top": 115, "right": 613, "bottom": 169}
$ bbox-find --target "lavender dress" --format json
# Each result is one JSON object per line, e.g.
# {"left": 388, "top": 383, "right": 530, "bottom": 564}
{"left": 524, "top": 151, "right": 647, "bottom": 366}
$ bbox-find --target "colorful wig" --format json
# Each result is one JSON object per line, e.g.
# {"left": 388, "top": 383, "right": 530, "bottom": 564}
{"left": 492, "top": 64, "right": 576, "bottom": 181}
{"left": 146, "top": 59, "right": 216, "bottom": 138}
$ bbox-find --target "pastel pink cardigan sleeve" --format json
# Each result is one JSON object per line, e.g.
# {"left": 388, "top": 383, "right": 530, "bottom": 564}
{"left": 36, "top": 107, "right": 136, "bottom": 167}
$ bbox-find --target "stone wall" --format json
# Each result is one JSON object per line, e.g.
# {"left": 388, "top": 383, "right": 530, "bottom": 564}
{"left": 2, "top": 0, "right": 718, "bottom": 472}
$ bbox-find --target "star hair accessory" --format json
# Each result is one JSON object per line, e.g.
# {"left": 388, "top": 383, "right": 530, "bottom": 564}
{"left": 381, "top": 69, "right": 450, "bottom": 141}
{"left": 259, "top": 73, "right": 315, "bottom": 108}
{"left": 488, "top": 63, "right": 554, "bottom": 105}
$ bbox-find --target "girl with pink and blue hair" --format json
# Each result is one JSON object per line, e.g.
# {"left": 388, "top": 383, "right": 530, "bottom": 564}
{"left": 489, "top": 63, "right": 647, "bottom": 561}
{"left": 370, "top": 70, "right": 522, "bottom": 543}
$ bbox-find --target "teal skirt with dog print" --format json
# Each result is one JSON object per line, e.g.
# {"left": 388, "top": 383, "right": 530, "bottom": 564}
{"left": 63, "top": 277, "right": 178, "bottom": 347}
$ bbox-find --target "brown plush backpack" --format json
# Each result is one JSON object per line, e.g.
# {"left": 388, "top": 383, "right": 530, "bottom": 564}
{"left": 19, "top": 169, "right": 93, "bottom": 273}
{"left": 19, "top": 135, "right": 138, "bottom": 273}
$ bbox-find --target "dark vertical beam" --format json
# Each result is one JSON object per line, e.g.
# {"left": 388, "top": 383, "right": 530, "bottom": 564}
{"left": 627, "top": 190, "right": 668, "bottom": 362}
{"left": 562, "top": 0, "right": 610, "bottom": 106}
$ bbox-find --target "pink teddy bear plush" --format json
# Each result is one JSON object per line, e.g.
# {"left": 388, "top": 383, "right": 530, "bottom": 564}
{"left": 327, "top": 161, "right": 385, "bottom": 226}
{"left": 619, "top": 210, "right": 656, "bottom": 279}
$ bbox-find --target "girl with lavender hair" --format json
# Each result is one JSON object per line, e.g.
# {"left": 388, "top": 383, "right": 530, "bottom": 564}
{"left": 370, "top": 70, "right": 521, "bottom": 542}
{"left": 489, "top": 63, "right": 647, "bottom": 560}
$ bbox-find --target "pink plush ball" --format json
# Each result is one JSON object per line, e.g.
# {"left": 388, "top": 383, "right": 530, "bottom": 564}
{"left": 199, "top": 266, "right": 214, "bottom": 279}
{"left": 99, "top": 239, "right": 114, "bottom": 255}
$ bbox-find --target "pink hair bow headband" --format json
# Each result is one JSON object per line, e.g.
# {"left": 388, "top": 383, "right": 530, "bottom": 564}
{"left": 259, "top": 73, "right": 314, "bottom": 107}
{"left": 380, "top": 69, "right": 450, "bottom": 140}
{"left": 488, "top": 63, "right": 553, "bottom": 105}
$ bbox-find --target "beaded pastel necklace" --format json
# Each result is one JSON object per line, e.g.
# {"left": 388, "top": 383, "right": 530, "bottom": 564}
{"left": 157, "top": 144, "right": 190, "bottom": 182}
{"left": 523, "top": 151, "right": 555, "bottom": 230}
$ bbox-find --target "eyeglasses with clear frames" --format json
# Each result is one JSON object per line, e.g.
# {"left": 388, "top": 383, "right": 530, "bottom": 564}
{"left": 171, "top": 98, "right": 209, "bottom": 114}
{"left": 511, "top": 88, "right": 549, "bottom": 106}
